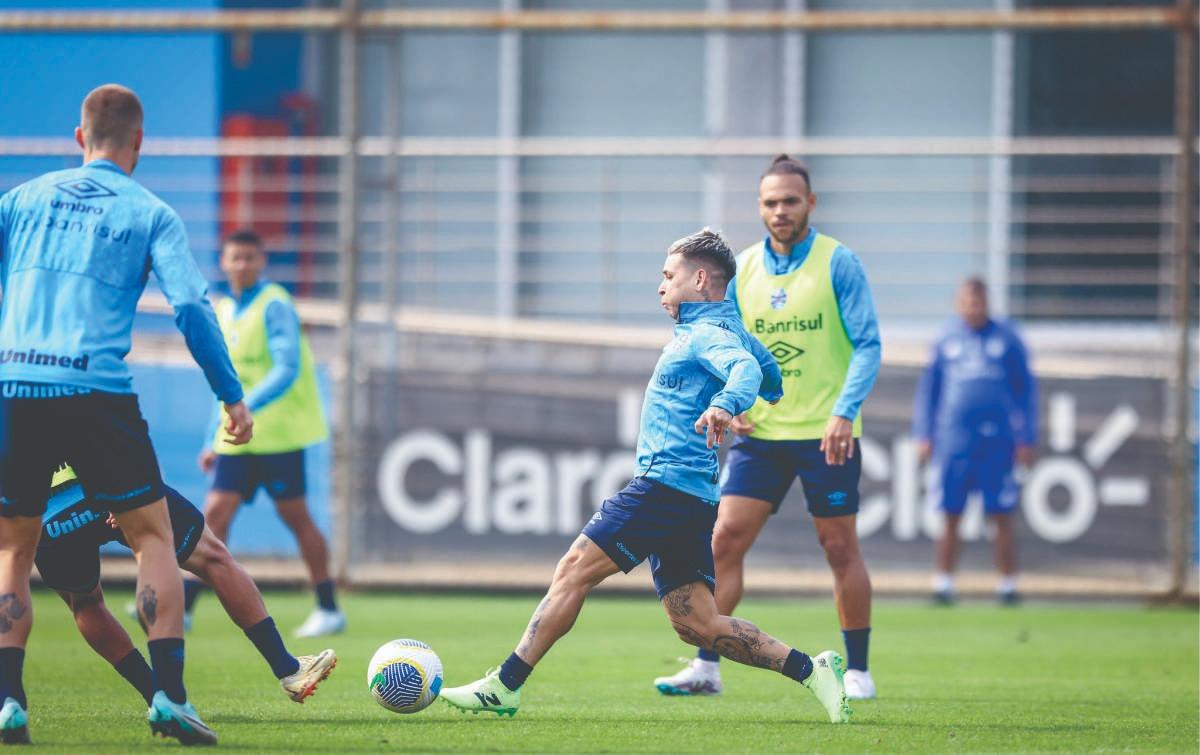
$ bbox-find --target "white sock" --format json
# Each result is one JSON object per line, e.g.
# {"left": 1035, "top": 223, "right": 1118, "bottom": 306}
{"left": 695, "top": 659, "right": 720, "bottom": 673}
{"left": 998, "top": 576, "right": 1018, "bottom": 594}
{"left": 934, "top": 573, "right": 955, "bottom": 593}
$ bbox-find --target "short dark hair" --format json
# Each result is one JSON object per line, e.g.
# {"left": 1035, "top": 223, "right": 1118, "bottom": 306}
{"left": 221, "top": 229, "right": 264, "bottom": 253}
{"left": 761, "top": 153, "right": 812, "bottom": 191}
{"left": 668, "top": 228, "right": 737, "bottom": 287}
{"left": 962, "top": 276, "right": 988, "bottom": 297}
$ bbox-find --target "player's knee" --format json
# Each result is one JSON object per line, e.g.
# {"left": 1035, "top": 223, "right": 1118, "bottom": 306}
{"left": 818, "top": 531, "right": 859, "bottom": 572}
{"left": 712, "top": 521, "right": 754, "bottom": 561}
{"left": 670, "top": 618, "right": 709, "bottom": 648}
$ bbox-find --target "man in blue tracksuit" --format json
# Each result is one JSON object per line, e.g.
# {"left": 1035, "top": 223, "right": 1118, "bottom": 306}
{"left": 0, "top": 84, "right": 252, "bottom": 744}
{"left": 438, "top": 229, "right": 852, "bottom": 725}
{"left": 913, "top": 277, "right": 1038, "bottom": 605}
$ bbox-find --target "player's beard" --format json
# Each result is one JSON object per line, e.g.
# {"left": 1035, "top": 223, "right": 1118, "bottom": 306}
{"left": 768, "top": 220, "right": 806, "bottom": 249}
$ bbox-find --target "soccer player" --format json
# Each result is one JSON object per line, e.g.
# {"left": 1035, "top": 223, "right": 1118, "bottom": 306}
{"left": 655, "top": 155, "right": 881, "bottom": 701}
{"left": 0, "top": 84, "right": 251, "bottom": 745}
{"left": 440, "top": 229, "right": 852, "bottom": 724}
{"left": 189, "top": 229, "right": 341, "bottom": 638}
{"left": 913, "top": 277, "right": 1037, "bottom": 605}
{"left": 35, "top": 465, "right": 337, "bottom": 705}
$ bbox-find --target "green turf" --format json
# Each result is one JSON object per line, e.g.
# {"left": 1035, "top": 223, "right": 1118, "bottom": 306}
{"left": 17, "top": 588, "right": 1199, "bottom": 752}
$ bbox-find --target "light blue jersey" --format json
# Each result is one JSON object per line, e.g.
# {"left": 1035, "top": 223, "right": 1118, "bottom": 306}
{"left": 636, "top": 300, "right": 783, "bottom": 501}
{"left": 0, "top": 159, "right": 241, "bottom": 402}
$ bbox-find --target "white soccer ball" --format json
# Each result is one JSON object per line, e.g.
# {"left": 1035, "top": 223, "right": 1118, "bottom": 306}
{"left": 367, "top": 639, "right": 444, "bottom": 714}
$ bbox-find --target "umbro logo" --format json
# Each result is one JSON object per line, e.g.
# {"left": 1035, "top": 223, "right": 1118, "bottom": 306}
{"left": 817, "top": 657, "right": 828, "bottom": 668}
{"left": 54, "top": 177, "right": 116, "bottom": 201}
{"left": 474, "top": 692, "right": 502, "bottom": 707}
{"left": 767, "top": 341, "right": 804, "bottom": 365}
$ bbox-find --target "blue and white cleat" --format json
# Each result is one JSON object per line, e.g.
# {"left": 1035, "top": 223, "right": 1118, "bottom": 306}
{"left": 654, "top": 658, "right": 723, "bottom": 696}
{"left": 147, "top": 691, "right": 217, "bottom": 746}
{"left": 294, "top": 609, "right": 346, "bottom": 639}
{"left": 0, "top": 697, "right": 29, "bottom": 745}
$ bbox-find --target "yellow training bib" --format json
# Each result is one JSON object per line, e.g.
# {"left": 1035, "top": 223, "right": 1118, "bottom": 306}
{"left": 735, "top": 235, "right": 862, "bottom": 441}
{"left": 213, "top": 283, "right": 328, "bottom": 455}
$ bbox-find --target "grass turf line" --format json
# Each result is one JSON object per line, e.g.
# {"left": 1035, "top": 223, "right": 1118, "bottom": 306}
{"left": 19, "top": 589, "right": 1199, "bottom": 753}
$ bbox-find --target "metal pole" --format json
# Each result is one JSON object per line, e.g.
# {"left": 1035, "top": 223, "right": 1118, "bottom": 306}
{"left": 0, "top": 6, "right": 1185, "bottom": 32}
{"left": 986, "top": 0, "right": 1015, "bottom": 316}
{"left": 1166, "top": 0, "right": 1197, "bottom": 600}
{"left": 494, "top": 0, "right": 521, "bottom": 319}
{"left": 332, "top": 0, "right": 361, "bottom": 585}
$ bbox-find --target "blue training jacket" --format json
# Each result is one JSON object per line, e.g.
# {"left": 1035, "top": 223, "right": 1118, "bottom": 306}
{"left": 0, "top": 159, "right": 242, "bottom": 402}
{"left": 636, "top": 300, "right": 784, "bottom": 501}
{"left": 912, "top": 317, "right": 1038, "bottom": 456}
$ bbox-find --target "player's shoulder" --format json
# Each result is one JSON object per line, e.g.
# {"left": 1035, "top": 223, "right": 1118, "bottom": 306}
{"left": 990, "top": 317, "right": 1027, "bottom": 345}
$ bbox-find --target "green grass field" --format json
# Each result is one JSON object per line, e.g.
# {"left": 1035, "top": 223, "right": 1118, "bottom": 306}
{"left": 17, "top": 588, "right": 1199, "bottom": 753}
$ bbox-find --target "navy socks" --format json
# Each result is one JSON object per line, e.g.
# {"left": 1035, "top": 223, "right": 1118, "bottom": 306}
{"left": 498, "top": 653, "right": 532, "bottom": 692}
{"left": 0, "top": 648, "right": 26, "bottom": 708}
{"left": 314, "top": 580, "right": 338, "bottom": 612}
{"left": 148, "top": 638, "right": 187, "bottom": 705}
{"left": 781, "top": 649, "right": 813, "bottom": 684}
{"left": 114, "top": 649, "right": 155, "bottom": 705}
{"left": 697, "top": 647, "right": 720, "bottom": 662}
{"left": 842, "top": 627, "right": 870, "bottom": 672}
{"left": 182, "top": 579, "right": 204, "bottom": 614}
{"left": 245, "top": 617, "right": 301, "bottom": 679}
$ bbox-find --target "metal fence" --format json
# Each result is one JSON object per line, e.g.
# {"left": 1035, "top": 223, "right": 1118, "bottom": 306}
{"left": 0, "top": 2, "right": 1195, "bottom": 595}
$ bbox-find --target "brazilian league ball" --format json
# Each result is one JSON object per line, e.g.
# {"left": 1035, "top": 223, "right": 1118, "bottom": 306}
{"left": 367, "top": 639, "right": 444, "bottom": 714}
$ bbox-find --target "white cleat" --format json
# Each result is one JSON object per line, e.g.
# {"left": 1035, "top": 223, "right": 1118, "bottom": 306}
{"left": 294, "top": 608, "right": 346, "bottom": 638}
{"left": 280, "top": 649, "right": 338, "bottom": 703}
{"left": 843, "top": 669, "right": 876, "bottom": 700}
{"left": 654, "top": 658, "right": 723, "bottom": 696}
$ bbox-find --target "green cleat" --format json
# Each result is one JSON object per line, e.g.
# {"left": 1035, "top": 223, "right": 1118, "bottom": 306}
{"left": 802, "top": 650, "right": 852, "bottom": 724}
{"left": 0, "top": 697, "right": 29, "bottom": 745}
{"left": 440, "top": 668, "right": 520, "bottom": 718}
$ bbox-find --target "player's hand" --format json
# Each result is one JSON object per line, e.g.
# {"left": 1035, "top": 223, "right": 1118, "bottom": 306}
{"left": 917, "top": 440, "right": 933, "bottom": 466}
{"left": 729, "top": 412, "right": 755, "bottom": 436}
{"left": 105, "top": 513, "right": 119, "bottom": 530}
{"left": 1015, "top": 444, "right": 1034, "bottom": 468}
{"left": 695, "top": 406, "right": 734, "bottom": 449}
{"left": 222, "top": 401, "right": 254, "bottom": 446}
{"left": 198, "top": 448, "right": 217, "bottom": 473}
{"left": 820, "top": 415, "right": 855, "bottom": 466}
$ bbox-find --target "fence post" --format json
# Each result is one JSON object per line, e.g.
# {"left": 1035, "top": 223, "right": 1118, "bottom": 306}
{"left": 332, "top": 0, "right": 361, "bottom": 585}
{"left": 1166, "top": 0, "right": 1197, "bottom": 600}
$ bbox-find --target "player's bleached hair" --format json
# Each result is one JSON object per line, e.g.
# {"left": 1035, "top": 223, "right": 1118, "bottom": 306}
{"left": 761, "top": 153, "right": 813, "bottom": 191}
{"left": 80, "top": 84, "right": 143, "bottom": 150}
{"left": 668, "top": 227, "right": 737, "bottom": 288}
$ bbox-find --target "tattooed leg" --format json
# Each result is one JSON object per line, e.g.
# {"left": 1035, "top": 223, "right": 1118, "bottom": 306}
{"left": 0, "top": 515, "right": 42, "bottom": 648}
{"left": 662, "top": 582, "right": 793, "bottom": 672}
{"left": 113, "top": 499, "right": 184, "bottom": 639}
{"left": 512, "top": 535, "right": 619, "bottom": 666}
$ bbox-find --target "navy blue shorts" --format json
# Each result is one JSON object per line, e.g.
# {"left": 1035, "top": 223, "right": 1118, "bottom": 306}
{"left": 35, "top": 485, "right": 205, "bottom": 594}
{"left": 581, "top": 477, "right": 718, "bottom": 600}
{"left": 720, "top": 436, "right": 861, "bottom": 517}
{"left": 933, "top": 438, "right": 1019, "bottom": 516}
{"left": 212, "top": 450, "right": 306, "bottom": 502}
{"left": 0, "top": 389, "right": 164, "bottom": 518}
